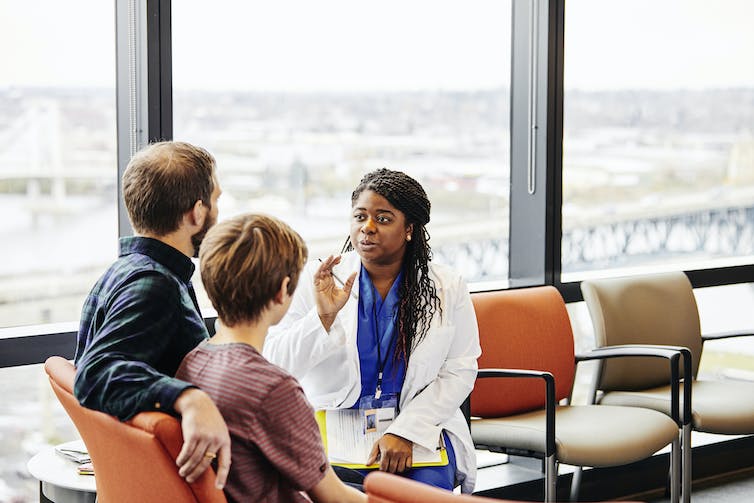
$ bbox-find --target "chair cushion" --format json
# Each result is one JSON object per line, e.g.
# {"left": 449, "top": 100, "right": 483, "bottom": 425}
{"left": 599, "top": 379, "right": 754, "bottom": 434}
{"left": 471, "top": 405, "right": 678, "bottom": 467}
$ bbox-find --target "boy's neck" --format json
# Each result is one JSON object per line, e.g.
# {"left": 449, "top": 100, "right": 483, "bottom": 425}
{"left": 209, "top": 319, "right": 270, "bottom": 352}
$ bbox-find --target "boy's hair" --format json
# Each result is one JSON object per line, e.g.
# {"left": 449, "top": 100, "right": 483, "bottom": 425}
{"left": 123, "top": 141, "right": 216, "bottom": 236}
{"left": 199, "top": 213, "right": 308, "bottom": 327}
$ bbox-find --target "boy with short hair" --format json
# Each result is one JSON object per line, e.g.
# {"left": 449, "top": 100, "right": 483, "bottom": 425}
{"left": 177, "top": 213, "right": 365, "bottom": 503}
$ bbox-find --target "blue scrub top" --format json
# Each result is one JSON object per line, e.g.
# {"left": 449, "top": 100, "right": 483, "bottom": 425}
{"left": 351, "top": 266, "right": 456, "bottom": 488}
{"left": 355, "top": 265, "right": 407, "bottom": 403}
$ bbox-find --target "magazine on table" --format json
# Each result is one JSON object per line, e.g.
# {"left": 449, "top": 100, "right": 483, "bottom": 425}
{"left": 55, "top": 440, "right": 91, "bottom": 464}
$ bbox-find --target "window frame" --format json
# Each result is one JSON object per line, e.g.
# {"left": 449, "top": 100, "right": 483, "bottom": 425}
{"left": 550, "top": 0, "right": 754, "bottom": 301}
{"left": 2, "top": 0, "right": 753, "bottom": 365}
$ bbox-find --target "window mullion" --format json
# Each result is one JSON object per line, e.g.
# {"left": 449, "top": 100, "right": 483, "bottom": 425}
{"left": 508, "top": 0, "right": 555, "bottom": 288}
{"left": 115, "top": 0, "right": 172, "bottom": 238}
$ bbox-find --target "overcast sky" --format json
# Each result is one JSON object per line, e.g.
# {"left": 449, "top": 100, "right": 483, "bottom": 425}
{"left": 0, "top": 0, "right": 752, "bottom": 91}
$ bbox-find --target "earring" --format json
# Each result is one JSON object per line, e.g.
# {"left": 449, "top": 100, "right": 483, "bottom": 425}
{"left": 407, "top": 235, "right": 412, "bottom": 241}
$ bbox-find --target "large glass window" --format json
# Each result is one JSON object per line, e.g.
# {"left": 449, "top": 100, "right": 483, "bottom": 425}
{"left": 172, "top": 0, "right": 512, "bottom": 297}
{"left": 0, "top": 2, "right": 115, "bottom": 500}
{"left": 0, "top": 1, "right": 117, "bottom": 328}
{"left": 562, "top": 0, "right": 754, "bottom": 282}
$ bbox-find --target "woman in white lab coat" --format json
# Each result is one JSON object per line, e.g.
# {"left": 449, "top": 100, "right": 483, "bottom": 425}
{"left": 264, "top": 168, "right": 480, "bottom": 493}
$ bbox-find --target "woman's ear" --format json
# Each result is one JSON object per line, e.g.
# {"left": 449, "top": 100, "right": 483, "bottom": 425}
{"left": 406, "top": 223, "right": 414, "bottom": 242}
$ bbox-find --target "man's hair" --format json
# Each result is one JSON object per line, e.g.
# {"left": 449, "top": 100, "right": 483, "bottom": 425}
{"left": 200, "top": 213, "right": 308, "bottom": 327}
{"left": 123, "top": 141, "right": 216, "bottom": 236}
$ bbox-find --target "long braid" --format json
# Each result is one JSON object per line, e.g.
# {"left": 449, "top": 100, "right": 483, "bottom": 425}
{"left": 342, "top": 168, "right": 441, "bottom": 361}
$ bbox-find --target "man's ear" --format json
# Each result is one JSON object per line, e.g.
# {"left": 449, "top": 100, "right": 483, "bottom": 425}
{"left": 273, "top": 276, "right": 291, "bottom": 304}
{"left": 185, "top": 199, "right": 206, "bottom": 229}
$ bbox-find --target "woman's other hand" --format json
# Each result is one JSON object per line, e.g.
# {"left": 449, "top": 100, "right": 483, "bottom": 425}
{"left": 366, "top": 433, "right": 413, "bottom": 473}
{"left": 314, "top": 255, "right": 356, "bottom": 330}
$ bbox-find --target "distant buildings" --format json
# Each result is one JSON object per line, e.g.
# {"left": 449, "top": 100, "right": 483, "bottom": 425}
{"left": 728, "top": 133, "right": 754, "bottom": 184}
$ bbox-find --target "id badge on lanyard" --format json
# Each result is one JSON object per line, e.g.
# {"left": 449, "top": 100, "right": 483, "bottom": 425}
{"left": 358, "top": 393, "right": 398, "bottom": 434}
{"left": 359, "top": 276, "right": 402, "bottom": 435}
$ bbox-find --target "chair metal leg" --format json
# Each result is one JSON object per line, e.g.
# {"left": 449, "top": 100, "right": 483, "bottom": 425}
{"left": 569, "top": 466, "right": 583, "bottom": 502}
{"left": 670, "top": 436, "right": 680, "bottom": 503}
{"left": 682, "top": 424, "right": 692, "bottom": 503}
{"left": 544, "top": 455, "right": 557, "bottom": 502}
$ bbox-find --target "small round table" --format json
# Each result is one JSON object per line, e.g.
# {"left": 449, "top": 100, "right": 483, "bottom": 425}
{"left": 27, "top": 441, "right": 97, "bottom": 503}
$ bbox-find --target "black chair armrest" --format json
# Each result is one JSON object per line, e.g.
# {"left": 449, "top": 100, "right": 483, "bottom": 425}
{"left": 476, "top": 369, "right": 556, "bottom": 457}
{"left": 702, "top": 329, "right": 754, "bottom": 342}
{"left": 460, "top": 395, "right": 471, "bottom": 430}
{"left": 576, "top": 344, "right": 691, "bottom": 427}
{"left": 577, "top": 344, "right": 681, "bottom": 363}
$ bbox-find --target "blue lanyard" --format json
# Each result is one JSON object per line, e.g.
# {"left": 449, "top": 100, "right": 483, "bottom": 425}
{"left": 358, "top": 266, "right": 403, "bottom": 400}
{"left": 371, "top": 285, "right": 398, "bottom": 399}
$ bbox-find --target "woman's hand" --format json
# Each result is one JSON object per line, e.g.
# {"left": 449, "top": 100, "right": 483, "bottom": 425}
{"left": 366, "top": 433, "right": 413, "bottom": 473}
{"left": 314, "top": 255, "right": 356, "bottom": 331}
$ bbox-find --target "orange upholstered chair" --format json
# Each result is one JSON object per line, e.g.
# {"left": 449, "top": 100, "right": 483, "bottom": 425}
{"left": 364, "top": 471, "right": 519, "bottom": 502}
{"left": 469, "top": 287, "right": 684, "bottom": 502}
{"left": 44, "top": 356, "right": 227, "bottom": 503}
{"left": 364, "top": 472, "right": 646, "bottom": 503}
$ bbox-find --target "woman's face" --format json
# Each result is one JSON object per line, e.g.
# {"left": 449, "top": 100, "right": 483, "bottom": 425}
{"left": 350, "top": 189, "right": 413, "bottom": 268}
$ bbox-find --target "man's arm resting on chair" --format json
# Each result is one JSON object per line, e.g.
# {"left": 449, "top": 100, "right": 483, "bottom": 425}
{"left": 174, "top": 388, "right": 232, "bottom": 489}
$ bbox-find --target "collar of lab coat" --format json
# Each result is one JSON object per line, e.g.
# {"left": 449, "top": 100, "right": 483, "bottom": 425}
{"left": 332, "top": 251, "right": 447, "bottom": 326}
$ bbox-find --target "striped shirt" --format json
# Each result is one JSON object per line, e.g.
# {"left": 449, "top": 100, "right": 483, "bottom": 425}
{"left": 177, "top": 341, "right": 328, "bottom": 503}
{"left": 74, "top": 236, "right": 208, "bottom": 420}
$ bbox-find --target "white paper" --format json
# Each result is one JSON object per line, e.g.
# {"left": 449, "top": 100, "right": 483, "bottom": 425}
{"left": 324, "top": 409, "right": 443, "bottom": 465}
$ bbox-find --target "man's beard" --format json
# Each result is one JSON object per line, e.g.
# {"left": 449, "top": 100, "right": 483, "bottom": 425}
{"left": 191, "top": 212, "right": 216, "bottom": 258}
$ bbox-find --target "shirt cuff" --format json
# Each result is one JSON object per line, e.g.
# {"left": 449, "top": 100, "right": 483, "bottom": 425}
{"left": 152, "top": 376, "right": 197, "bottom": 415}
{"left": 386, "top": 416, "right": 442, "bottom": 452}
{"left": 322, "top": 312, "right": 347, "bottom": 347}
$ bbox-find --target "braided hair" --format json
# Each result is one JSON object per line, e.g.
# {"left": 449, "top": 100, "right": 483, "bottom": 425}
{"left": 342, "top": 168, "right": 441, "bottom": 361}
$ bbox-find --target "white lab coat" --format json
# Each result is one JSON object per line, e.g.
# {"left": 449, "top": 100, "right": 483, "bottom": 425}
{"left": 264, "top": 251, "right": 481, "bottom": 493}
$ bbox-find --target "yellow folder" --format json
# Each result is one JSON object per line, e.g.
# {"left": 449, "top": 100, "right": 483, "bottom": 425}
{"left": 315, "top": 410, "right": 449, "bottom": 469}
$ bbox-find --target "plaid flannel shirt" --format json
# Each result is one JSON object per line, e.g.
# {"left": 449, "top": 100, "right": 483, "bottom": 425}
{"left": 74, "top": 236, "right": 209, "bottom": 420}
